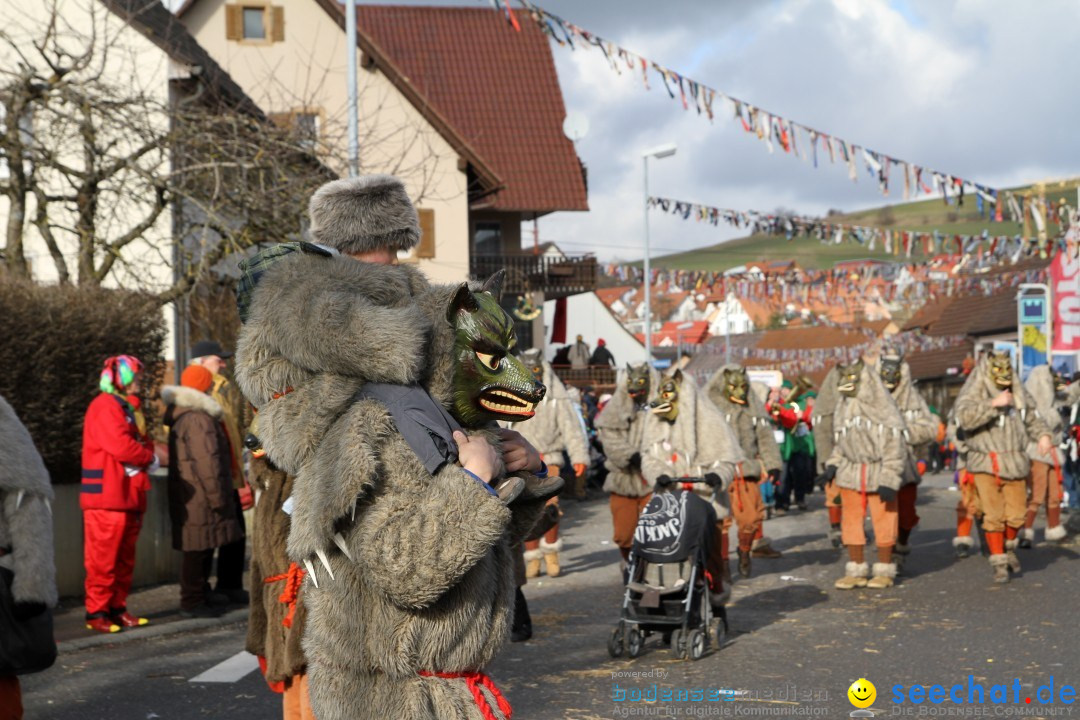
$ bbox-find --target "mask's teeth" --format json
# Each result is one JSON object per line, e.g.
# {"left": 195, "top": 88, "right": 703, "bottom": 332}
{"left": 304, "top": 559, "right": 319, "bottom": 588}
{"left": 15, "top": 490, "right": 24, "bottom": 511}
{"left": 333, "top": 532, "right": 353, "bottom": 561}
{"left": 316, "top": 549, "right": 335, "bottom": 581}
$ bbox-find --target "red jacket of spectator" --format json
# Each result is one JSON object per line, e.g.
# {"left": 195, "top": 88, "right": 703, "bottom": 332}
{"left": 80, "top": 393, "right": 156, "bottom": 512}
{"left": 767, "top": 401, "right": 813, "bottom": 432}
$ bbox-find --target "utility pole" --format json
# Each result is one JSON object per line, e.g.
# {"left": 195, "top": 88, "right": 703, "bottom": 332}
{"left": 346, "top": 0, "right": 359, "bottom": 177}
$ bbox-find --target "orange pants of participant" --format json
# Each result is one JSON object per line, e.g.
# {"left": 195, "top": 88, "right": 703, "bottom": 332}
{"left": 972, "top": 473, "right": 1026, "bottom": 533}
{"left": 825, "top": 480, "right": 842, "bottom": 525}
{"left": 956, "top": 472, "right": 979, "bottom": 536}
{"left": 1027, "top": 461, "right": 1062, "bottom": 515}
{"left": 0, "top": 675, "right": 21, "bottom": 720}
{"left": 610, "top": 493, "right": 651, "bottom": 556}
{"left": 705, "top": 521, "right": 728, "bottom": 602}
{"left": 898, "top": 484, "right": 919, "bottom": 533}
{"left": 283, "top": 673, "right": 315, "bottom": 720}
{"left": 731, "top": 476, "right": 765, "bottom": 550}
{"left": 839, "top": 488, "right": 898, "bottom": 548}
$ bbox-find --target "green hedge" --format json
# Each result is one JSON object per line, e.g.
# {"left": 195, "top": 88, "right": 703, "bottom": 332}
{"left": 0, "top": 281, "right": 166, "bottom": 483}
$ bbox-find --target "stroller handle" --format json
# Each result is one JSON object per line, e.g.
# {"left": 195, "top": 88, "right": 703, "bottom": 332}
{"left": 657, "top": 476, "right": 708, "bottom": 487}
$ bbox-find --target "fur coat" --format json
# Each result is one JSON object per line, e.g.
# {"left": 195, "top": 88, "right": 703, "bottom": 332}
{"left": 883, "top": 361, "right": 938, "bottom": 487}
{"left": 594, "top": 368, "right": 655, "bottom": 497}
{"left": 825, "top": 364, "right": 906, "bottom": 494}
{"left": 236, "top": 260, "right": 545, "bottom": 720}
{"left": 954, "top": 355, "right": 1050, "bottom": 480}
{"left": 812, "top": 367, "right": 839, "bottom": 474}
{"left": 506, "top": 360, "right": 589, "bottom": 468}
{"left": 0, "top": 395, "right": 57, "bottom": 607}
{"left": 640, "top": 375, "right": 743, "bottom": 519}
{"left": 1023, "top": 365, "right": 1080, "bottom": 465}
{"left": 163, "top": 386, "right": 244, "bottom": 552}
{"left": 245, "top": 455, "right": 307, "bottom": 685}
{"left": 704, "top": 365, "right": 782, "bottom": 479}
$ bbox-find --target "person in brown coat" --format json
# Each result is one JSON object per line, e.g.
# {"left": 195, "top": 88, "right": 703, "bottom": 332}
{"left": 164, "top": 366, "right": 244, "bottom": 617}
{"left": 244, "top": 422, "right": 312, "bottom": 719}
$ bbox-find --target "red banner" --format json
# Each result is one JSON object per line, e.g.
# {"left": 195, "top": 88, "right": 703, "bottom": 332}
{"left": 1051, "top": 249, "right": 1080, "bottom": 351}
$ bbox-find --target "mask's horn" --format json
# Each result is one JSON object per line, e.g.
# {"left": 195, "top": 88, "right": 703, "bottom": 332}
{"left": 481, "top": 269, "right": 506, "bottom": 300}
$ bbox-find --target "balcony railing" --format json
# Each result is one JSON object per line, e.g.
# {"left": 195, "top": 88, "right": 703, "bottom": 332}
{"left": 470, "top": 253, "right": 597, "bottom": 300}
{"left": 552, "top": 365, "right": 617, "bottom": 391}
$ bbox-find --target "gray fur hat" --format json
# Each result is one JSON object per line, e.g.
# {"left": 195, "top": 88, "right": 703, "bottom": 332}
{"left": 308, "top": 174, "right": 420, "bottom": 255}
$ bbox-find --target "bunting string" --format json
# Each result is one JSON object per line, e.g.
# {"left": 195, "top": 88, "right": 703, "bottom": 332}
{"left": 505, "top": 1, "right": 999, "bottom": 203}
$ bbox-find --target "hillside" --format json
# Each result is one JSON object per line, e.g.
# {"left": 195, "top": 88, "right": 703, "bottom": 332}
{"left": 647, "top": 179, "right": 1078, "bottom": 272}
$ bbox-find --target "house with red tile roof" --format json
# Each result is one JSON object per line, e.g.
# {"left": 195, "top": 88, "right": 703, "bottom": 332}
{"left": 176, "top": 1, "right": 590, "bottom": 345}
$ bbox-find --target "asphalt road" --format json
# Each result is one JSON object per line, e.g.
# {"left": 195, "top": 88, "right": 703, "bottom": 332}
{"left": 22, "top": 472, "right": 1080, "bottom": 719}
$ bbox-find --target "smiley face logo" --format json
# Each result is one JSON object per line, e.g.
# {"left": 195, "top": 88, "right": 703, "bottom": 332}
{"left": 848, "top": 678, "right": 876, "bottom": 708}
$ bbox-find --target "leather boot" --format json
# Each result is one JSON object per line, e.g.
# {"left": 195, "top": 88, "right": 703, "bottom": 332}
{"left": 866, "top": 562, "right": 897, "bottom": 589}
{"left": 540, "top": 538, "right": 562, "bottom": 578}
{"left": 524, "top": 547, "right": 543, "bottom": 579}
{"left": 834, "top": 561, "right": 869, "bottom": 590}
{"left": 990, "top": 553, "right": 1010, "bottom": 584}
{"left": 737, "top": 549, "right": 751, "bottom": 578}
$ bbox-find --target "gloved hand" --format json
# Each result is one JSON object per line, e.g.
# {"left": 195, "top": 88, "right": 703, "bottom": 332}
{"left": 814, "top": 465, "right": 837, "bottom": 490}
{"left": 628, "top": 452, "right": 642, "bottom": 470}
{"left": 877, "top": 486, "right": 897, "bottom": 503}
{"left": 656, "top": 474, "right": 675, "bottom": 487}
{"left": 704, "top": 472, "right": 723, "bottom": 488}
{"left": 13, "top": 601, "right": 47, "bottom": 621}
{"left": 767, "top": 468, "right": 781, "bottom": 485}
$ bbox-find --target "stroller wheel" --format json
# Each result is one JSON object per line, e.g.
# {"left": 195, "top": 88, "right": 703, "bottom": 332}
{"left": 671, "top": 628, "right": 687, "bottom": 659}
{"left": 627, "top": 628, "right": 644, "bottom": 658}
{"left": 689, "top": 629, "right": 706, "bottom": 660}
{"left": 607, "top": 625, "right": 625, "bottom": 658}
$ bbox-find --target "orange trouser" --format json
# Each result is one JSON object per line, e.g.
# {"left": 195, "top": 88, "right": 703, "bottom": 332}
{"left": 283, "top": 673, "right": 315, "bottom": 720}
{"left": 971, "top": 472, "right": 1026, "bottom": 533}
{"left": 898, "top": 484, "right": 919, "bottom": 533}
{"left": 731, "top": 476, "right": 765, "bottom": 550}
{"left": 956, "top": 473, "right": 979, "bottom": 536}
{"left": 705, "top": 521, "right": 727, "bottom": 601}
{"left": 610, "top": 493, "right": 652, "bottom": 551}
{"left": 839, "top": 487, "right": 898, "bottom": 548}
{"left": 825, "top": 480, "right": 842, "bottom": 524}
{"left": 1027, "top": 461, "right": 1062, "bottom": 514}
{"left": 0, "top": 675, "right": 21, "bottom": 720}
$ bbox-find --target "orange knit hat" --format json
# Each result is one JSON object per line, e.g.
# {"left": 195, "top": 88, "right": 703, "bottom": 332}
{"left": 180, "top": 365, "right": 213, "bottom": 393}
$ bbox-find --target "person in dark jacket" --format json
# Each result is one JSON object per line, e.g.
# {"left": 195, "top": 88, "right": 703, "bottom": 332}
{"left": 80, "top": 355, "right": 157, "bottom": 633}
{"left": 589, "top": 338, "right": 616, "bottom": 367}
{"left": 164, "top": 366, "right": 244, "bottom": 618}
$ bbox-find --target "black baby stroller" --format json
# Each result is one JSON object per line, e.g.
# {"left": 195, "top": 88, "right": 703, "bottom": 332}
{"left": 607, "top": 481, "right": 727, "bottom": 661}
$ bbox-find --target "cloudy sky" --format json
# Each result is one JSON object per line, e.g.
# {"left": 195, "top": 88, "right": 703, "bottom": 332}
{"left": 368, "top": 0, "right": 1079, "bottom": 261}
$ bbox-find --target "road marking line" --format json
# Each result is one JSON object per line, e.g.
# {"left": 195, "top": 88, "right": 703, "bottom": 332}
{"left": 188, "top": 651, "right": 260, "bottom": 683}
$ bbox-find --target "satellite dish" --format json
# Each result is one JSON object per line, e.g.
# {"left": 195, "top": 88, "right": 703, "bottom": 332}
{"left": 562, "top": 113, "right": 589, "bottom": 143}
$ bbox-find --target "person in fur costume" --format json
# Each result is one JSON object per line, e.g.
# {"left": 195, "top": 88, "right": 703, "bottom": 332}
{"left": 818, "top": 359, "right": 906, "bottom": 590}
{"left": 594, "top": 362, "right": 656, "bottom": 562}
{"left": 876, "top": 349, "right": 938, "bottom": 570}
{"left": 244, "top": 423, "right": 312, "bottom": 719}
{"left": 0, "top": 395, "right": 57, "bottom": 717}
{"left": 507, "top": 349, "right": 590, "bottom": 578}
{"left": 946, "top": 411, "right": 980, "bottom": 558}
{"left": 954, "top": 350, "right": 1052, "bottom": 583}
{"left": 812, "top": 366, "right": 844, "bottom": 548}
{"left": 704, "top": 364, "right": 783, "bottom": 577}
{"left": 236, "top": 175, "right": 556, "bottom": 720}
{"left": 1020, "top": 365, "right": 1078, "bottom": 547}
{"left": 640, "top": 369, "right": 743, "bottom": 607}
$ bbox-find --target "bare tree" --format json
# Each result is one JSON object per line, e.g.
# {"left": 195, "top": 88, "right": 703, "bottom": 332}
{"left": 0, "top": 0, "right": 447, "bottom": 305}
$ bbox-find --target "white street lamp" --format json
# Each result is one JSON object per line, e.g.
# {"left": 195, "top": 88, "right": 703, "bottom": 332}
{"left": 642, "top": 143, "right": 676, "bottom": 363}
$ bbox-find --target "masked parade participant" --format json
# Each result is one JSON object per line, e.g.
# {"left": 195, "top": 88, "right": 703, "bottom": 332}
{"left": 812, "top": 367, "right": 844, "bottom": 548}
{"left": 818, "top": 359, "right": 906, "bottom": 590}
{"left": 877, "top": 348, "right": 938, "bottom": 570}
{"left": 236, "top": 175, "right": 557, "bottom": 720}
{"left": 705, "top": 365, "right": 783, "bottom": 577}
{"left": 594, "top": 363, "right": 656, "bottom": 563}
{"left": 507, "top": 349, "right": 590, "bottom": 578}
{"left": 953, "top": 350, "right": 1052, "bottom": 583}
{"left": 640, "top": 369, "right": 743, "bottom": 608}
{"left": 947, "top": 410, "right": 979, "bottom": 558}
{"left": 1020, "top": 365, "right": 1077, "bottom": 546}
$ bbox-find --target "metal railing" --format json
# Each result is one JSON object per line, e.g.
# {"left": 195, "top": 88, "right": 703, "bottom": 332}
{"left": 470, "top": 253, "right": 597, "bottom": 300}
{"left": 553, "top": 365, "right": 617, "bottom": 390}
